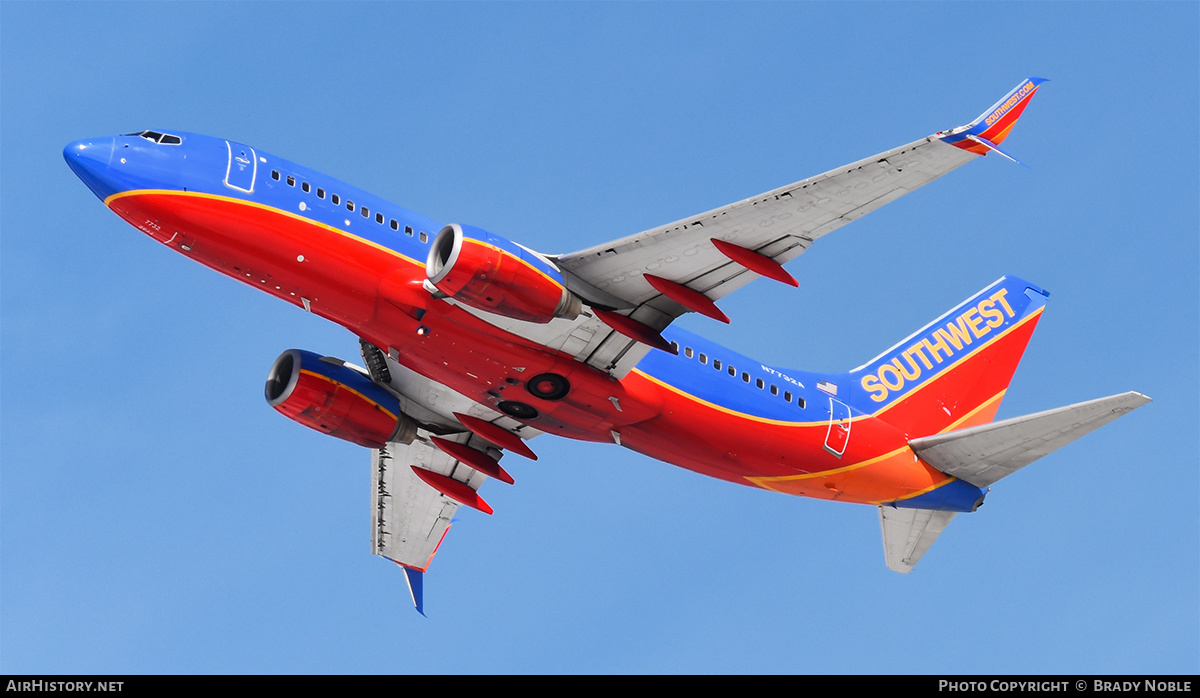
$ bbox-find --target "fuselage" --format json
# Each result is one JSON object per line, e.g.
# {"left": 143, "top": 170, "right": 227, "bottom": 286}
{"left": 65, "top": 130, "right": 1003, "bottom": 511}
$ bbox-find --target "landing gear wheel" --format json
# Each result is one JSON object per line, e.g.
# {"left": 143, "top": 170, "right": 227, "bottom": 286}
{"left": 497, "top": 400, "right": 539, "bottom": 420}
{"left": 526, "top": 373, "right": 570, "bottom": 401}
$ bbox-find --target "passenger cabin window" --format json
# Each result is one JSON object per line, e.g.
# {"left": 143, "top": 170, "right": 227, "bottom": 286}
{"left": 684, "top": 347, "right": 694, "bottom": 359}
{"left": 742, "top": 372, "right": 750, "bottom": 383}
{"left": 756, "top": 378, "right": 764, "bottom": 389}
{"left": 286, "top": 176, "right": 295, "bottom": 187}
{"left": 317, "top": 188, "right": 326, "bottom": 199}
{"left": 361, "top": 206, "right": 369, "bottom": 218}
{"left": 728, "top": 366, "right": 736, "bottom": 377}
{"left": 713, "top": 359, "right": 722, "bottom": 370}
{"left": 770, "top": 385, "right": 779, "bottom": 396}
{"left": 271, "top": 171, "right": 281, "bottom": 181}
{"left": 376, "top": 213, "right": 385, "bottom": 224}
{"left": 302, "top": 182, "right": 311, "bottom": 193}
{"left": 346, "top": 201, "right": 355, "bottom": 212}
{"left": 699, "top": 353, "right": 707, "bottom": 365}
{"left": 331, "top": 194, "right": 340, "bottom": 205}
{"left": 390, "top": 219, "right": 399, "bottom": 231}
{"left": 784, "top": 391, "right": 793, "bottom": 403}
{"left": 405, "top": 226, "right": 413, "bottom": 236}
{"left": 419, "top": 232, "right": 428, "bottom": 243}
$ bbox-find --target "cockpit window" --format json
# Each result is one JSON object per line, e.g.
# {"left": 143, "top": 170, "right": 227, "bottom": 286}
{"left": 124, "top": 130, "right": 182, "bottom": 145}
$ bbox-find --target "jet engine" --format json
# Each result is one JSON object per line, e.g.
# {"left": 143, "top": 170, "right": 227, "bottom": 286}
{"left": 426, "top": 223, "right": 581, "bottom": 323}
{"left": 265, "top": 349, "right": 416, "bottom": 448}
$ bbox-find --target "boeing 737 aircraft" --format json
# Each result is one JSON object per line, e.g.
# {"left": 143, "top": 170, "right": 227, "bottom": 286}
{"left": 65, "top": 78, "right": 1148, "bottom": 614}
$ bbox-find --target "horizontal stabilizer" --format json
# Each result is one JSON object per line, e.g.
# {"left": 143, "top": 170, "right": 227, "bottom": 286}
{"left": 910, "top": 391, "right": 1151, "bottom": 488}
{"left": 879, "top": 506, "right": 957, "bottom": 573}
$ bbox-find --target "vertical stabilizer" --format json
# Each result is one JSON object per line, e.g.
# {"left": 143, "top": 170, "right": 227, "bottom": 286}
{"left": 879, "top": 507, "right": 957, "bottom": 573}
{"left": 851, "top": 276, "right": 1049, "bottom": 436}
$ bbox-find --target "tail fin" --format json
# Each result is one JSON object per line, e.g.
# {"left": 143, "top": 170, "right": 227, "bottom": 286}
{"left": 879, "top": 507, "right": 956, "bottom": 574}
{"left": 850, "top": 276, "right": 1049, "bottom": 436}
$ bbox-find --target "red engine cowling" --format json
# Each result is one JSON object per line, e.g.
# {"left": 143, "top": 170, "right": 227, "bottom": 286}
{"left": 426, "top": 223, "right": 581, "bottom": 323}
{"left": 265, "top": 349, "right": 415, "bottom": 448}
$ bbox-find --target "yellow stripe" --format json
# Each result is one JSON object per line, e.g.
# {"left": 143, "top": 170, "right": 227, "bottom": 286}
{"left": 633, "top": 307, "right": 1040, "bottom": 430}
{"left": 465, "top": 239, "right": 565, "bottom": 292}
{"left": 868, "top": 307, "right": 1043, "bottom": 419}
{"left": 867, "top": 476, "right": 955, "bottom": 505}
{"left": 631, "top": 367, "right": 827, "bottom": 427}
{"left": 105, "top": 189, "right": 424, "bottom": 268}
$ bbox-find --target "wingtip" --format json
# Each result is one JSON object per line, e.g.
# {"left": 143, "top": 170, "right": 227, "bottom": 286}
{"left": 941, "top": 77, "right": 1045, "bottom": 154}
{"left": 402, "top": 565, "right": 425, "bottom": 616}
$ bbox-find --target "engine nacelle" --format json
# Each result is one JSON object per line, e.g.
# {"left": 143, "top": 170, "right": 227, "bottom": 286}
{"left": 426, "top": 223, "right": 581, "bottom": 323}
{"left": 265, "top": 349, "right": 416, "bottom": 449}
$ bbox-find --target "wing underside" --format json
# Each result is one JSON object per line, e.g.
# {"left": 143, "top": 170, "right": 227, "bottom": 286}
{"left": 370, "top": 438, "right": 472, "bottom": 572}
{"left": 362, "top": 344, "right": 541, "bottom": 613}
{"left": 556, "top": 136, "right": 978, "bottom": 312}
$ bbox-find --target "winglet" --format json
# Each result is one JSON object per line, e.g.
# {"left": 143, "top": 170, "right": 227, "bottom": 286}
{"left": 400, "top": 564, "right": 426, "bottom": 616}
{"left": 964, "top": 134, "right": 1027, "bottom": 167}
{"left": 939, "top": 77, "right": 1047, "bottom": 156}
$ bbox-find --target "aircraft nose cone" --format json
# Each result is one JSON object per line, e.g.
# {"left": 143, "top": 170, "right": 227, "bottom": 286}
{"left": 64, "top": 137, "right": 118, "bottom": 200}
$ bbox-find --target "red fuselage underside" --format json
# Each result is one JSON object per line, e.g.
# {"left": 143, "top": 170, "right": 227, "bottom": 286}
{"left": 108, "top": 190, "right": 1036, "bottom": 505}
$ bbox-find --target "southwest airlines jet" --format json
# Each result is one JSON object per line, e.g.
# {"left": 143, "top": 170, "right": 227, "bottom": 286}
{"left": 65, "top": 78, "right": 1147, "bottom": 614}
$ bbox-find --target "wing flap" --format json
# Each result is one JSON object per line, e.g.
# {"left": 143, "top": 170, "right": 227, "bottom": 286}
{"left": 879, "top": 506, "right": 957, "bottom": 573}
{"left": 372, "top": 441, "right": 467, "bottom": 570}
{"left": 910, "top": 392, "right": 1151, "bottom": 488}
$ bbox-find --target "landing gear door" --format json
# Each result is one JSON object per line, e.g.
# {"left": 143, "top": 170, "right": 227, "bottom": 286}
{"left": 824, "top": 398, "right": 851, "bottom": 458}
{"left": 224, "top": 141, "right": 257, "bottom": 193}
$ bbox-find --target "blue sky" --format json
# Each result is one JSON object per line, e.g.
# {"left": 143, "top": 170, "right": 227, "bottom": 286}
{"left": 2, "top": 2, "right": 1196, "bottom": 674}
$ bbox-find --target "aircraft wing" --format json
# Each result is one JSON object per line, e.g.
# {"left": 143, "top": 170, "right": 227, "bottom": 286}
{"left": 555, "top": 136, "right": 976, "bottom": 308}
{"left": 372, "top": 427, "right": 516, "bottom": 615}
{"left": 359, "top": 340, "right": 538, "bottom": 614}
{"left": 371, "top": 439, "right": 463, "bottom": 603}
{"left": 530, "top": 79, "right": 1046, "bottom": 375}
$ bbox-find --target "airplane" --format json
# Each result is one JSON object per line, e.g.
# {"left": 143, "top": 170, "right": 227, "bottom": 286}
{"left": 64, "top": 77, "right": 1149, "bottom": 614}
